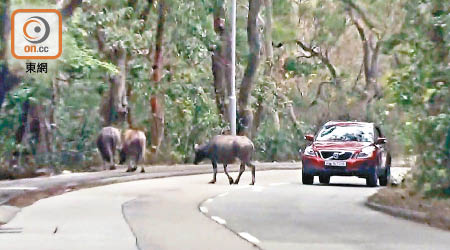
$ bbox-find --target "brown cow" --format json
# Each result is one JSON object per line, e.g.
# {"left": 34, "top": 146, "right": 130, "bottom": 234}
{"left": 97, "top": 127, "right": 121, "bottom": 170}
{"left": 119, "top": 129, "right": 146, "bottom": 173}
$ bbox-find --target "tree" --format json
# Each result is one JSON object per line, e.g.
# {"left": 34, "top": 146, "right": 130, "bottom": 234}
{"left": 251, "top": 0, "right": 273, "bottom": 136}
{"left": 386, "top": 0, "right": 449, "bottom": 196}
{"left": 149, "top": 0, "right": 167, "bottom": 153}
{"left": 211, "top": 0, "right": 228, "bottom": 119}
{"left": 238, "top": 0, "right": 262, "bottom": 137}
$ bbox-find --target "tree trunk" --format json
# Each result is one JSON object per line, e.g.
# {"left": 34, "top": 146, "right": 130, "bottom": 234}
{"left": 348, "top": 8, "right": 381, "bottom": 120}
{"left": 211, "top": 0, "right": 227, "bottom": 118}
{"left": 126, "top": 80, "right": 134, "bottom": 129}
{"left": 101, "top": 46, "right": 128, "bottom": 126}
{"left": 251, "top": 0, "right": 273, "bottom": 137}
{"left": 286, "top": 102, "right": 299, "bottom": 127}
{"left": 150, "top": 0, "right": 166, "bottom": 153}
{"left": 273, "top": 111, "right": 280, "bottom": 130}
{"left": 263, "top": 0, "right": 273, "bottom": 60}
{"left": 238, "top": 0, "right": 262, "bottom": 136}
{"left": 30, "top": 104, "right": 52, "bottom": 155}
{"left": 251, "top": 100, "right": 264, "bottom": 136}
{"left": 15, "top": 101, "right": 51, "bottom": 158}
{"left": 15, "top": 100, "right": 30, "bottom": 145}
{"left": 0, "top": 1, "right": 21, "bottom": 110}
{"left": 110, "top": 46, "right": 128, "bottom": 124}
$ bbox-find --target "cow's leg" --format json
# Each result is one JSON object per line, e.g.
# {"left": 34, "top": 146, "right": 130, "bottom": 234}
{"left": 132, "top": 160, "right": 137, "bottom": 172}
{"left": 247, "top": 162, "right": 256, "bottom": 185}
{"left": 136, "top": 153, "right": 145, "bottom": 173}
{"left": 110, "top": 146, "right": 116, "bottom": 170}
{"left": 234, "top": 163, "right": 245, "bottom": 184}
{"left": 126, "top": 161, "right": 132, "bottom": 172}
{"left": 109, "top": 156, "right": 116, "bottom": 170}
{"left": 127, "top": 160, "right": 137, "bottom": 172}
{"left": 209, "top": 161, "right": 217, "bottom": 184}
{"left": 223, "top": 164, "right": 234, "bottom": 185}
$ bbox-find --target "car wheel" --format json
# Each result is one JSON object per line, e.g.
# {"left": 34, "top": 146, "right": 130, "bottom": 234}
{"left": 379, "top": 165, "right": 390, "bottom": 186}
{"left": 319, "top": 175, "right": 330, "bottom": 184}
{"left": 366, "top": 168, "right": 378, "bottom": 187}
{"left": 302, "top": 171, "right": 314, "bottom": 185}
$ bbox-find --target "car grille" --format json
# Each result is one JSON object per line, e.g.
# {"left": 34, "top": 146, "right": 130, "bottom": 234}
{"left": 320, "top": 151, "right": 353, "bottom": 160}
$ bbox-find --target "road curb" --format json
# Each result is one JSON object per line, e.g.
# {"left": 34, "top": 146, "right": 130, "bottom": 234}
{"left": 0, "top": 205, "right": 21, "bottom": 225}
{"left": 365, "top": 200, "right": 450, "bottom": 231}
{"left": 365, "top": 200, "right": 427, "bottom": 221}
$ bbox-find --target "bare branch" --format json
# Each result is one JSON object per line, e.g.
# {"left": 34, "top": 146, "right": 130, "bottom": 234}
{"left": 341, "top": 0, "right": 377, "bottom": 33}
{"left": 309, "top": 81, "right": 334, "bottom": 107}
{"left": 371, "top": 39, "right": 381, "bottom": 75}
{"left": 295, "top": 40, "right": 337, "bottom": 80}
{"left": 352, "top": 61, "right": 364, "bottom": 91}
{"left": 298, "top": 55, "right": 314, "bottom": 59}
{"left": 348, "top": 10, "right": 371, "bottom": 87}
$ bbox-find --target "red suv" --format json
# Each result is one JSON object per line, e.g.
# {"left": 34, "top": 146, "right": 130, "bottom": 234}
{"left": 301, "top": 121, "right": 391, "bottom": 187}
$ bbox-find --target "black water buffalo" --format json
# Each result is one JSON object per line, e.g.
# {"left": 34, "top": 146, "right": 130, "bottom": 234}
{"left": 194, "top": 135, "right": 256, "bottom": 185}
{"left": 120, "top": 129, "right": 146, "bottom": 173}
{"left": 97, "top": 127, "right": 121, "bottom": 170}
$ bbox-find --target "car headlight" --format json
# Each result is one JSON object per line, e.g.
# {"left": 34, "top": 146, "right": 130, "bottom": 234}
{"left": 304, "top": 146, "right": 317, "bottom": 157}
{"left": 357, "top": 147, "right": 375, "bottom": 158}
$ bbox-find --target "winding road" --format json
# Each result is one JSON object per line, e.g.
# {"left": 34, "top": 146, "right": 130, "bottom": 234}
{"left": 0, "top": 168, "right": 448, "bottom": 250}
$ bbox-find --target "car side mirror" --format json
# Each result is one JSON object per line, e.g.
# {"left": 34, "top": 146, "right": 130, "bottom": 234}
{"left": 305, "top": 135, "right": 314, "bottom": 142}
{"left": 375, "top": 137, "right": 386, "bottom": 144}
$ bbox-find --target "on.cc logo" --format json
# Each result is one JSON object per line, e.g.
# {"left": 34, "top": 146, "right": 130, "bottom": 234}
{"left": 11, "top": 9, "right": 62, "bottom": 59}
{"left": 23, "top": 16, "right": 50, "bottom": 44}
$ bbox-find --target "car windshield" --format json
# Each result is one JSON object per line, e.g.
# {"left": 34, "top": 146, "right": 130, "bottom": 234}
{"left": 316, "top": 125, "right": 374, "bottom": 142}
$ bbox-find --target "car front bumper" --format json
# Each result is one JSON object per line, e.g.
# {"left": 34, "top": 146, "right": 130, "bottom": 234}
{"left": 302, "top": 155, "right": 378, "bottom": 178}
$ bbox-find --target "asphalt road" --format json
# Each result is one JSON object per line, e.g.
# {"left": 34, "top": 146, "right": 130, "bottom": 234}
{"left": 1, "top": 168, "right": 448, "bottom": 250}
{"left": 203, "top": 173, "right": 450, "bottom": 250}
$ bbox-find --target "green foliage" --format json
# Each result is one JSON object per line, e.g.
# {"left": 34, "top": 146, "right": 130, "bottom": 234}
{"left": 284, "top": 58, "right": 318, "bottom": 77}
{"left": 386, "top": 0, "right": 449, "bottom": 197}
{"left": 164, "top": 75, "right": 224, "bottom": 163}
{"left": 253, "top": 121, "right": 305, "bottom": 162}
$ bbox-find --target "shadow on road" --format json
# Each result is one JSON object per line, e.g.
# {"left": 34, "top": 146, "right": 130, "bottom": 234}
{"left": 313, "top": 183, "right": 370, "bottom": 188}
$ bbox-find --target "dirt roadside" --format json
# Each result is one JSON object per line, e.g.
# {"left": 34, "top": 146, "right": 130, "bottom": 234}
{"left": 368, "top": 185, "right": 450, "bottom": 231}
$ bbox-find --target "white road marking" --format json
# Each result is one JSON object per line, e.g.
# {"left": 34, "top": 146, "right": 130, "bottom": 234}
{"left": 204, "top": 198, "right": 214, "bottom": 203}
{"left": 211, "top": 216, "right": 226, "bottom": 225}
{"left": 269, "top": 182, "right": 288, "bottom": 186}
{"left": 239, "top": 232, "right": 260, "bottom": 245}
{"left": 199, "top": 206, "right": 208, "bottom": 214}
{"left": 0, "top": 187, "right": 38, "bottom": 190}
{"left": 217, "top": 192, "right": 228, "bottom": 197}
{"left": 251, "top": 186, "right": 264, "bottom": 192}
{"left": 49, "top": 173, "right": 88, "bottom": 178}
